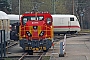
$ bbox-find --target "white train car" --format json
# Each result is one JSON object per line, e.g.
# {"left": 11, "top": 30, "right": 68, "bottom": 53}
{"left": 8, "top": 14, "right": 81, "bottom": 35}
{"left": 0, "top": 11, "right": 10, "bottom": 41}
{"left": 7, "top": 14, "right": 21, "bottom": 24}
{"left": 52, "top": 14, "right": 81, "bottom": 34}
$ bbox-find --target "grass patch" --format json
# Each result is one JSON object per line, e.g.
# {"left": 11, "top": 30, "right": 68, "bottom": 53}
{"left": 41, "top": 56, "right": 50, "bottom": 60}
{"left": 4, "top": 58, "right": 11, "bottom": 60}
{"left": 79, "top": 29, "right": 90, "bottom": 33}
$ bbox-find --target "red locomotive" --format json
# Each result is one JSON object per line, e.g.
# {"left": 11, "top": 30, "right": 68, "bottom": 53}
{"left": 19, "top": 12, "right": 53, "bottom": 54}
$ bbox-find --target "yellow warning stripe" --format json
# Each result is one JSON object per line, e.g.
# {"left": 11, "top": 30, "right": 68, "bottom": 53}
{"left": 38, "top": 26, "right": 41, "bottom": 35}
{"left": 19, "top": 26, "right": 22, "bottom": 40}
{"left": 19, "top": 25, "right": 53, "bottom": 40}
{"left": 29, "top": 26, "right": 32, "bottom": 35}
{"left": 25, "top": 47, "right": 46, "bottom": 51}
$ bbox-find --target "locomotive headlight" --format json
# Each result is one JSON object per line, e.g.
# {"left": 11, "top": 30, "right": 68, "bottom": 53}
{"left": 39, "top": 31, "right": 44, "bottom": 36}
{"left": 33, "top": 26, "right": 37, "bottom": 30}
{"left": 46, "top": 18, "right": 51, "bottom": 24}
{"left": 26, "top": 31, "right": 32, "bottom": 37}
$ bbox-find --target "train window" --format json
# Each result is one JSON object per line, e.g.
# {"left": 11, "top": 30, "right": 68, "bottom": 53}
{"left": 46, "top": 18, "right": 51, "bottom": 24}
{"left": 31, "top": 17, "right": 36, "bottom": 20}
{"left": 70, "top": 18, "right": 74, "bottom": 21}
{"left": 22, "top": 16, "right": 44, "bottom": 21}
{"left": 22, "top": 18, "right": 27, "bottom": 25}
{"left": 30, "top": 16, "right": 44, "bottom": 21}
{"left": 38, "top": 16, "right": 43, "bottom": 21}
{"left": 10, "top": 20, "right": 19, "bottom": 24}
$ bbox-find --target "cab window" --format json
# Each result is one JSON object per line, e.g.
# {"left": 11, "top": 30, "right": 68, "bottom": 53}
{"left": 30, "top": 16, "right": 44, "bottom": 21}
{"left": 38, "top": 16, "right": 44, "bottom": 21}
{"left": 22, "top": 17, "right": 27, "bottom": 25}
{"left": 22, "top": 16, "right": 44, "bottom": 22}
{"left": 70, "top": 18, "right": 74, "bottom": 21}
{"left": 31, "top": 17, "right": 36, "bottom": 20}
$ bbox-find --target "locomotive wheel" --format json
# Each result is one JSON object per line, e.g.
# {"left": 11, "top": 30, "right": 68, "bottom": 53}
{"left": 43, "top": 48, "right": 49, "bottom": 52}
{"left": 43, "top": 50, "right": 48, "bottom": 52}
{"left": 27, "top": 50, "right": 33, "bottom": 55}
{"left": 59, "top": 54, "right": 64, "bottom": 57}
{"left": 24, "top": 49, "right": 33, "bottom": 55}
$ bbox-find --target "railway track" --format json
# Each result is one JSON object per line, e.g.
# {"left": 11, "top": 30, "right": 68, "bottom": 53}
{"left": 5, "top": 33, "right": 88, "bottom": 60}
{"left": 18, "top": 52, "right": 46, "bottom": 60}
{"left": 6, "top": 41, "right": 18, "bottom": 49}
{"left": 18, "top": 53, "right": 27, "bottom": 60}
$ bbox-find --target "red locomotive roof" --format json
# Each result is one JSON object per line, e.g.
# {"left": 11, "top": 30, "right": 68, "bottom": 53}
{"left": 22, "top": 12, "right": 51, "bottom": 17}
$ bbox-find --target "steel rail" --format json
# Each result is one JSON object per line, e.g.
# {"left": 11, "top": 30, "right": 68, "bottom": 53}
{"left": 18, "top": 53, "right": 27, "bottom": 60}
{"left": 38, "top": 52, "right": 44, "bottom": 60}
{"left": 5, "top": 42, "right": 18, "bottom": 49}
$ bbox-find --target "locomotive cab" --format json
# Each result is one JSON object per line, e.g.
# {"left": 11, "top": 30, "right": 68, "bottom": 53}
{"left": 19, "top": 12, "right": 53, "bottom": 54}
